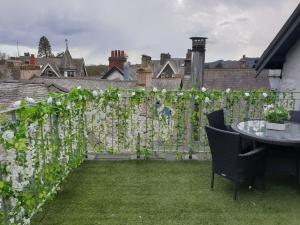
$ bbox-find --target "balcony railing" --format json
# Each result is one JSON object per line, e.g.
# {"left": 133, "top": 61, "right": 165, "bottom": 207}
{"left": 0, "top": 87, "right": 296, "bottom": 225}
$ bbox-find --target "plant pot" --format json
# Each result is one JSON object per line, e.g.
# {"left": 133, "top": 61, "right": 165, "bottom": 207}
{"left": 266, "top": 122, "right": 286, "bottom": 131}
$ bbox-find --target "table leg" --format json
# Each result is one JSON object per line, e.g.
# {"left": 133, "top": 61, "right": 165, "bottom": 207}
{"left": 296, "top": 148, "right": 300, "bottom": 185}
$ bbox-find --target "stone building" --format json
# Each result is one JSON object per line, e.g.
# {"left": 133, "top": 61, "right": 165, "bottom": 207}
{"left": 102, "top": 50, "right": 136, "bottom": 80}
{"left": 256, "top": 2, "right": 300, "bottom": 108}
{"left": 38, "top": 44, "right": 87, "bottom": 78}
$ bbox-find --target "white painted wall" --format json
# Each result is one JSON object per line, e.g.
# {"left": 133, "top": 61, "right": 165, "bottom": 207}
{"left": 279, "top": 39, "right": 300, "bottom": 109}
{"left": 107, "top": 71, "right": 124, "bottom": 81}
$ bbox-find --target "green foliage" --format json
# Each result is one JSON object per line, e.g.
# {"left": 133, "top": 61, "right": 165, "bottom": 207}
{"left": 38, "top": 36, "right": 53, "bottom": 58}
{"left": 264, "top": 105, "right": 289, "bottom": 124}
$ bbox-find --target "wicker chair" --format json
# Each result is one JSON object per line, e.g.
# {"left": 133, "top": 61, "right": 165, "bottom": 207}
{"left": 206, "top": 109, "right": 232, "bottom": 131}
{"left": 207, "top": 109, "right": 252, "bottom": 153}
{"left": 290, "top": 111, "right": 300, "bottom": 124}
{"left": 205, "top": 125, "right": 266, "bottom": 200}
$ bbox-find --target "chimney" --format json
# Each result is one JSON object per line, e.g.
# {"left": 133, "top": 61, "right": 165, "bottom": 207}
{"left": 190, "top": 37, "right": 207, "bottom": 89}
{"left": 160, "top": 53, "right": 171, "bottom": 65}
{"left": 184, "top": 49, "right": 192, "bottom": 76}
{"left": 239, "top": 54, "right": 247, "bottom": 69}
{"left": 136, "top": 68, "right": 153, "bottom": 89}
{"left": 141, "top": 55, "right": 152, "bottom": 68}
{"left": 29, "top": 54, "right": 37, "bottom": 65}
{"left": 108, "top": 50, "right": 127, "bottom": 70}
{"left": 123, "top": 62, "right": 130, "bottom": 80}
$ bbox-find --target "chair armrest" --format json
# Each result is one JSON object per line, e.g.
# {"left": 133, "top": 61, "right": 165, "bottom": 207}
{"left": 238, "top": 147, "right": 266, "bottom": 176}
{"left": 226, "top": 125, "right": 234, "bottom": 132}
{"left": 238, "top": 147, "right": 265, "bottom": 158}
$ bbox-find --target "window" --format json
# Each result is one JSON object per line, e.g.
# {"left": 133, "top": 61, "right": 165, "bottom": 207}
{"left": 64, "top": 70, "right": 75, "bottom": 77}
{"left": 67, "top": 71, "right": 75, "bottom": 77}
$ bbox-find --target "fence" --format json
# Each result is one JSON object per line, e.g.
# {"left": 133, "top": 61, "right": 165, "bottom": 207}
{"left": 0, "top": 87, "right": 296, "bottom": 225}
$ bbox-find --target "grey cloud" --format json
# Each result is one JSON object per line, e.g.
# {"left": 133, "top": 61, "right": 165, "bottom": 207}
{"left": 0, "top": 0, "right": 299, "bottom": 64}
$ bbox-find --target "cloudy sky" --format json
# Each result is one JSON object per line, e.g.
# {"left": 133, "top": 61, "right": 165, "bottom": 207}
{"left": 0, "top": 0, "right": 298, "bottom": 65}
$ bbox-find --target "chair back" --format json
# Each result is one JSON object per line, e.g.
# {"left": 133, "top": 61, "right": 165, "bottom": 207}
{"left": 207, "top": 109, "right": 227, "bottom": 130}
{"left": 290, "top": 111, "right": 300, "bottom": 124}
{"left": 205, "top": 125, "right": 240, "bottom": 180}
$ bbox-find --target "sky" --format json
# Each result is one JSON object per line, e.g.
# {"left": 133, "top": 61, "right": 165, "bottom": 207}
{"left": 0, "top": 0, "right": 299, "bottom": 65}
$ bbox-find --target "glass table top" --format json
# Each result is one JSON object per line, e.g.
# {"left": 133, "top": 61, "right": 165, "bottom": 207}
{"left": 232, "top": 120, "right": 300, "bottom": 146}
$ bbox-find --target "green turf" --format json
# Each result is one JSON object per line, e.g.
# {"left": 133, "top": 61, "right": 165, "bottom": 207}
{"left": 31, "top": 161, "right": 300, "bottom": 225}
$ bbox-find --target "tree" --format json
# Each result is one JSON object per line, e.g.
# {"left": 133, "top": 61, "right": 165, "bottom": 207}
{"left": 38, "top": 36, "right": 53, "bottom": 58}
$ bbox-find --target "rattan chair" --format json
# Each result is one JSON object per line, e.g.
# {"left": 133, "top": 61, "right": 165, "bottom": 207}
{"left": 206, "top": 109, "right": 232, "bottom": 131}
{"left": 205, "top": 125, "right": 266, "bottom": 200}
{"left": 207, "top": 109, "right": 252, "bottom": 153}
{"left": 290, "top": 111, "right": 300, "bottom": 123}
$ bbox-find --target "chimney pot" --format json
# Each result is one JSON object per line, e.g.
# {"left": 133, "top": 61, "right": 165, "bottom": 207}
{"left": 190, "top": 37, "right": 207, "bottom": 52}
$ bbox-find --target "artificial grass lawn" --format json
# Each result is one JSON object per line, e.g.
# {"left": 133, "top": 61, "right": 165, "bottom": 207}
{"left": 32, "top": 161, "right": 300, "bottom": 225}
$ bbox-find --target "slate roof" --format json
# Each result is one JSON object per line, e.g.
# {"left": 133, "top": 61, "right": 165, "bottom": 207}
{"left": 101, "top": 66, "right": 137, "bottom": 80}
{"left": 256, "top": 3, "right": 300, "bottom": 75}
{"left": 183, "top": 69, "right": 270, "bottom": 90}
{"left": 151, "top": 58, "right": 185, "bottom": 77}
{"left": 37, "top": 52, "right": 86, "bottom": 77}
{"left": 0, "top": 80, "right": 67, "bottom": 106}
{"left": 31, "top": 77, "right": 137, "bottom": 91}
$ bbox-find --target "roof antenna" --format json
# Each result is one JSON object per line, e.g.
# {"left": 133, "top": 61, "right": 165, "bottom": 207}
{"left": 17, "top": 40, "right": 20, "bottom": 57}
{"left": 65, "top": 39, "right": 69, "bottom": 50}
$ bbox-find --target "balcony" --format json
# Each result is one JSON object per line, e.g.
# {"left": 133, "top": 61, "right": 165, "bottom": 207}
{"left": 0, "top": 87, "right": 297, "bottom": 225}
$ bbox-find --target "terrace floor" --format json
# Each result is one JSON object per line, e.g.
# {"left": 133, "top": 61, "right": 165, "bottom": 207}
{"left": 32, "top": 161, "right": 300, "bottom": 225}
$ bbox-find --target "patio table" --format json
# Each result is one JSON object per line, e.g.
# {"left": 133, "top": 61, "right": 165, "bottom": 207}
{"left": 232, "top": 120, "right": 300, "bottom": 147}
{"left": 232, "top": 120, "right": 300, "bottom": 183}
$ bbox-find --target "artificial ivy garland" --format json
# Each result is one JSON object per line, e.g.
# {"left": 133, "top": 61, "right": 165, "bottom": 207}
{"left": 0, "top": 87, "right": 295, "bottom": 225}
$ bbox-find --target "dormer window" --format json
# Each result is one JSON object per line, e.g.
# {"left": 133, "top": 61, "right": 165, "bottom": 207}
{"left": 64, "top": 70, "right": 75, "bottom": 77}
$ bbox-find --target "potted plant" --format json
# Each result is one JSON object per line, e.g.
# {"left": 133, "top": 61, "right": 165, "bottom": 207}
{"left": 264, "top": 104, "right": 289, "bottom": 130}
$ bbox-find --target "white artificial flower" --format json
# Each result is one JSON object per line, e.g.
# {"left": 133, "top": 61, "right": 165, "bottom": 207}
{"left": 13, "top": 100, "right": 22, "bottom": 108}
{"left": 118, "top": 93, "right": 122, "bottom": 98}
{"left": 2, "top": 130, "right": 14, "bottom": 142}
{"left": 195, "top": 95, "right": 199, "bottom": 100}
{"left": 47, "top": 97, "right": 53, "bottom": 104}
{"left": 204, "top": 97, "right": 210, "bottom": 104}
{"left": 262, "top": 92, "right": 268, "bottom": 98}
{"left": 244, "top": 92, "right": 250, "bottom": 97}
{"left": 226, "top": 88, "right": 231, "bottom": 93}
{"left": 66, "top": 104, "right": 71, "bottom": 110}
{"left": 178, "top": 92, "right": 184, "bottom": 96}
{"left": 9, "top": 218, "right": 14, "bottom": 224}
{"left": 10, "top": 197, "right": 17, "bottom": 208}
{"left": 23, "top": 218, "right": 30, "bottom": 225}
{"left": 56, "top": 101, "right": 62, "bottom": 106}
{"left": 153, "top": 87, "right": 158, "bottom": 92}
{"left": 131, "top": 91, "right": 136, "bottom": 96}
{"left": 99, "top": 90, "right": 104, "bottom": 95}
{"left": 201, "top": 87, "right": 207, "bottom": 92}
{"left": 162, "top": 89, "right": 167, "bottom": 94}
{"left": 6, "top": 149, "right": 16, "bottom": 162}
{"left": 92, "top": 90, "right": 99, "bottom": 97}
{"left": 26, "top": 97, "right": 35, "bottom": 104}
{"left": 77, "top": 86, "right": 81, "bottom": 89}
